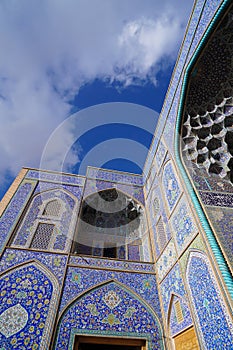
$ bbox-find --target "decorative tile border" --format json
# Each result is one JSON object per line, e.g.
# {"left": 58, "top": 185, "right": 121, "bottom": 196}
{"left": 69, "top": 255, "right": 154, "bottom": 273}
{"left": 87, "top": 167, "right": 143, "bottom": 186}
{"left": 26, "top": 169, "right": 85, "bottom": 186}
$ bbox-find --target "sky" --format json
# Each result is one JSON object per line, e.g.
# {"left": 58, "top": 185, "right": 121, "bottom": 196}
{"left": 0, "top": 0, "right": 194, "bottom": 200}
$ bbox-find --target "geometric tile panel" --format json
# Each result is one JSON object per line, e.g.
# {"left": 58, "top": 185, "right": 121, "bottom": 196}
{"left": 157, "top": 240, "right": 177, "bottom": 282}
{"left": 55, "top": 282, "right": 165, "bottom": 350}
{"left": 162, "top": 161, "right": 181, "bottom": 213}
{"left": 0, "top": 262, "right": 59, "bottom": 349}
{"left": 171, "top": 196, "right": 198, "bottom": 255}
{"left": 186, "top": 251, "right": 233, "bottom": 349}
{"left": 169, "top": 295, "right": 193, "bottom": 337}
{"left": 59, "top": 267, "right": 162, "bottom": 319}
{"left": 205, "top": 206, "right": 233, "bottom": 269}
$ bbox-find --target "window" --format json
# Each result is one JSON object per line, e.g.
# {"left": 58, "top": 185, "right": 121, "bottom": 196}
{"left": 30, "top": 223, "right": 55, "bottom": 250}
{"left": 42, "top": 199, "right": 61, "bottom": 217}
{"left": 174, "top": 300, "right": 184, "bottom": 324}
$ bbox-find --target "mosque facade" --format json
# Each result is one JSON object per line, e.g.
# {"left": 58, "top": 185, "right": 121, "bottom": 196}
{"left": 0, "top": 0, "right": 233, "bottom": 349}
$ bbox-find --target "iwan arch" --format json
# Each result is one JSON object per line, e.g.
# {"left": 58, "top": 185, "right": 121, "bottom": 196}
{"left": 0, "top": 1, "right": 233, "bottom": 349}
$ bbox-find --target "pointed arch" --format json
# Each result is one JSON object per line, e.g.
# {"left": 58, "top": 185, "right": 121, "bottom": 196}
{"left": 0, "top": 260, "right": 59, "bottom": 350}
{"left": 186, "top": 250, "right": 233, "bottom": 348}
{"left": 74, "top": 187, "right": 151, "bottom": 261}
{"left": 55, "top": 279, "right": 165, "bottom": 350}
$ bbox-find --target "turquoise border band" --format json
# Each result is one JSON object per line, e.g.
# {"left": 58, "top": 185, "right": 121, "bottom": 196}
{"left": 175, "top": 0, "right": 233, "bottom": 299}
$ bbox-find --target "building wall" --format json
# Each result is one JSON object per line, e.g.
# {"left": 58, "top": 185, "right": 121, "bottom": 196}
{"left": 0, "top": 1, "right": 233, "bottom": 349}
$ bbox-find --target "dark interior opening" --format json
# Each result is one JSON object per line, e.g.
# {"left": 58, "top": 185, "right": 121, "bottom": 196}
{"left": 79, "top": 344, "right": 141, "bottom": 350}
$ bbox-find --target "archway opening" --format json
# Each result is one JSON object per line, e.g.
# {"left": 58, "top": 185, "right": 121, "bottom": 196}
{"left": 72, "top": 188, "right": 151, "bottom": 261}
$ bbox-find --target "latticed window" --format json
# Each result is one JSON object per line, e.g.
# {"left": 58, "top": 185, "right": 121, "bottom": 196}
{"left": 42, "top": 199, "right": 61, "bottom": 217}
{"left": 30, "top": 223, "right": 55, "bottom": 250}
{"left": 156, "top": 217, "right": 167, "bottom": 251}
{"left": 174, "top": 300, "right": 184, "bottom": 323}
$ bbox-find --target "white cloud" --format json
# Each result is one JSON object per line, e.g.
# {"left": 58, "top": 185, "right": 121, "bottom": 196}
{"left": 0, "top": 0, "right": 193, "bottom": 190}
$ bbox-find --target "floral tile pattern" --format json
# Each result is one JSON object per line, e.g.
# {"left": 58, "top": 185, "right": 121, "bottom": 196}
{"left": 169, "top": 295, "right": 193, "bottom": 337}
{"left": 157, "top": 241, "right": 177, "bottom": 282}
{"left": 0, "top": 249, "right": 67, "bottom": 284}
{"left": 162, "top": 161, "right": 181, "bottom": 213}
{"left": 171, "top": 197, "right": 198, "bottom": 254}
{"left": 0, "top": 262, "right": 59, "bottom": 349}
{"left": 56, "top": 282, "right": 164, "bottom": 350}
{"left": 59, "top": 267, "right": 161, "bottom": 318}
{"left": 187, "top": 251, "right": 233, "bottom": 349}
{"left": 160, "top": 263, "right": 187, "bottom": 316}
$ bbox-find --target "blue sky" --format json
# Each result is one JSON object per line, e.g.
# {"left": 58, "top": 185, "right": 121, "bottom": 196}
{"left": 0, "top": 0, "right": 193, "bottom": 199}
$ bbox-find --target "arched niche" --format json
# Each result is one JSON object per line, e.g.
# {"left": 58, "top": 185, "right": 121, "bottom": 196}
{"left": 180, "top": 3, "right": 233, "bottom": 271}
{"left": 11, "top": 188, "right": 78, "bottom": 253}
{"left": 0, "top": 260, "right": 59, "bottom": 350}
{"left": 186, "top": 251, "right": 233, "bottom": 349}
{"left": 72, "top": 188, "right": 151, "bottom": 262}
{"left": 55, "top": 281, "right": 165, "bottom": 350}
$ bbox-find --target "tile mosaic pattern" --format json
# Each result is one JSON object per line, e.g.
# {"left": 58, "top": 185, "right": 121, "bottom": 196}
{"left": 205, "top": 206, "right": 233, "bottom": 269}
{"left": 0, "top": 180, "right": 36, "bottom": 253}
{"left": 34, "top": 181, "right": 83, "bottom": 200}
{"left": 0, "top": 262, "right": 59, "bottom": 350}
{"left": 84, "top": 178, "right": 145, "bottom": 205}
{"left": 179, "top": 234, "right": 206, "bottom": 273}
{"left": 199, "top": 191, "right": 233, "bottom": 207}
{"left": 26, "top": 169, "right": 85, "bottom": 186}
{"left": 0, "top": 249, "right": 67, "bottom": 284}
{"left": 56, "top": 281, "right": 164, "bottom": 350}
{"left": 87, "top": 167, "right": 143, "bottom": 186}
{"left": 160, "top": 263, "right": 187, "bottom": 316}
{"left": 171, "top": 196, "right": 198, "bottom": 254}
{"left": 187, "top": 251, "right": 233, "bottom": 349}
{"left": 157, "top": 241, "right": 177, "bottom": 282}
{"left": 169, "top": 295, "right": 193, "bottom": 337}
{"left": 155, "top": 140, "right": 167, "bottom": 171}
{"left": 59, "top": 266, "right": 161, "bottom": 318}
{"left": 162, "top": 161, "right": 181, "bottom": 212}
{"left": 144, "top": 0, "right": 227, "bottom": 175}
{"left": 69, "top": 255, "right": 154, "bottom": 273}
{"left": 12, "top": 189, "right": 78, "bottom": 252}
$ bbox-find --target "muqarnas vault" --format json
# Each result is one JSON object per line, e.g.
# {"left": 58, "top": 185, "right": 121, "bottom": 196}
{"left": 0, "top": 0, "right": 233, "bottom": 349}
